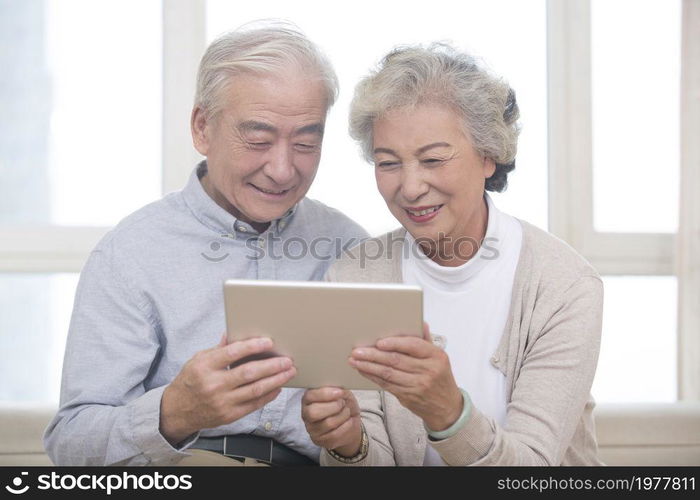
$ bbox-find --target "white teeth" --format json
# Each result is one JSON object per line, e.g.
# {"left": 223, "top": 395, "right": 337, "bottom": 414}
{"left": 257, "top": 186, "right": 287, "bottom": 195}
{"left": 407, "top": 206, "right": 440, "bottom": 216}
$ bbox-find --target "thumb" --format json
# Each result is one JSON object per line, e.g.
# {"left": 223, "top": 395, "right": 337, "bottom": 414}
{"left": 345, "top": 391, "right": 361, "bottom": 416}
{"left": 422, "top": 322, "right": 432, "bottom": 342}
{"left": 218, "top": 333, "right": 228, "bottom": 348}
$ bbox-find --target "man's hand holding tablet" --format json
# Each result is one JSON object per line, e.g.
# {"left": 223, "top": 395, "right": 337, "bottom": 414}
{"left": 159, "top": 335, "right": 296, "bottom": 446}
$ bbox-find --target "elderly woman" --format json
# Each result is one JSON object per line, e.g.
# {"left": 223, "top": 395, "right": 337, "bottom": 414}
{"left": 300, "top": 44, "right": 604, "bottom": 466}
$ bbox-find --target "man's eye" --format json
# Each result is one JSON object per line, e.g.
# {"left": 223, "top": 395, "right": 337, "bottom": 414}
{"left": 422, "top": 158, "right": 444, "bottom": 165}
{"left": 295, "top": 143, "right": 318, "bottom": 152}
{"left": 248, "top": 142, "right": 271, "bottom": 149}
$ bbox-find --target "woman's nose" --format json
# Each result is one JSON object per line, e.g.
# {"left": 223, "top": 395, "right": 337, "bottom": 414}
{"left": 400, "top": 166, "right": 429, "bottom": 202}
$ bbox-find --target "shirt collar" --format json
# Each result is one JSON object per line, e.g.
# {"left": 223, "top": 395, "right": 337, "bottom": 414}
{"left": 181, "top": 160, "right": 298, "bottom": 238}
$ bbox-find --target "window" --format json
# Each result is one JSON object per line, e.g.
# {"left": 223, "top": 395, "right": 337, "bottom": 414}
{"left": 591, "top": 0, "right": 680, "bottom": 234}
{"left": 1, "top": 0, "right": 162, "bottom": 227}
{"left": 548, "top": 0, "right": 696, "bottom": 403}
{"left": 0, "top": 0, "right": 162, "bottom": 403}
{"left": 592, "top": 276, "right": 677, "bottom": 403}
{"left": 0, "top": 274, "right": 78, "bottom": 402}
{"left": 589, "top": 0, "right": 681, "bottom": 403}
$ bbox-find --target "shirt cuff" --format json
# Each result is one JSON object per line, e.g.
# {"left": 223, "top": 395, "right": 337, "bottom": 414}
{"left": 129, "top": 385, "right": 200, "bottom": 465}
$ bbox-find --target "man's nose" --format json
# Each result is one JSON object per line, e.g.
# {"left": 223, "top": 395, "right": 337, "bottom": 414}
{"left": 400, "top": 165, "right": 429, "bottom": 202}
{"left": 263, "top": 144, "right": 295, "bottom": 185}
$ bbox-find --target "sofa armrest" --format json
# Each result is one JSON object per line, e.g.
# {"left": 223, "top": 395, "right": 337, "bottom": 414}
{"left": 594, "top": 402, "right": 700, "bottom": 465}
{"left": 0, "top": 403, "right": 56, "bottom": 465}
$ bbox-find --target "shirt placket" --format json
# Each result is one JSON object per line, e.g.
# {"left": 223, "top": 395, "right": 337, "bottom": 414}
{"left": 242, "top": 224, "right": 284, "bottom": 433}
{"left": 256, "top": 228, "right": 276, "bottom": 280}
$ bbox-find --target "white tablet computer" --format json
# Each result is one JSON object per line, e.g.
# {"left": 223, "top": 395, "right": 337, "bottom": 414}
{"left": 223, "top": 279, "right": 423, "bottom": 390}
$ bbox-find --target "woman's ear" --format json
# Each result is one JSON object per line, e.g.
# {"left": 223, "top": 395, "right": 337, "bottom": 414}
{"left": 483, "top": 157, "right": 496, "bottom": 179}
{"left": 191, "top": 106, "right": 210, "bottom": 156}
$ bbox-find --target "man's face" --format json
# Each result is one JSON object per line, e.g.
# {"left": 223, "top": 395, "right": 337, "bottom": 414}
{"left": 192, "top": 69, "right": 328, "bottom": 229}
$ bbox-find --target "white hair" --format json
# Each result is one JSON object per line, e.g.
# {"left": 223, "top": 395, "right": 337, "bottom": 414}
{"left": 195, "top": 20, "right": 339, "bottom": 120}
{"left": 349, "top": 43, "right": 520, "bottom": 192}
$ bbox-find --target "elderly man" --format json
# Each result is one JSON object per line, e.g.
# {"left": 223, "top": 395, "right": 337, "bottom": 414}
{"left": 43, "top": 23, "right": 367, "bottom": 466}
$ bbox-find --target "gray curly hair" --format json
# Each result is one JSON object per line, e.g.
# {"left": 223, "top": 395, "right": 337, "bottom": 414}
{"left": 349, "top": 43, "right": 520, "bottom": 192}
{"left": 195, "top": 20, "right": 339, "bottom": 121}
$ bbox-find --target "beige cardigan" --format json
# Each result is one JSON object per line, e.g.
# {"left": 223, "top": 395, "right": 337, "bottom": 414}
{"left": 320, "top": 220, "right": 604, "bottom": 466}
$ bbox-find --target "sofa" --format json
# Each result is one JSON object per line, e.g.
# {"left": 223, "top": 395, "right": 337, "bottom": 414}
{"left": 1, "top": 402, "right": 699, "bottom": 466}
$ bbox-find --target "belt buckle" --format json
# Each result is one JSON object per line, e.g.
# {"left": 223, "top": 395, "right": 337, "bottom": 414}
{"left": 221, "top": 435, "right": 245, "bottom": 464}
{"left": 222, "top": 435, "right": 275, "bottom": 465}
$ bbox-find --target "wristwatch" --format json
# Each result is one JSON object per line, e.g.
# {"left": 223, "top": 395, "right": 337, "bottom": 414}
{"left": 327, "top": 422, "right": 369, "bottom": 464}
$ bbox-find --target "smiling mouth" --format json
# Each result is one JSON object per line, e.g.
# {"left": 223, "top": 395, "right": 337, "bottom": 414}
{"left": 405, "top": 205, "right": 443, "bottom": 216}
{"left": 250, "top": 183, "right": 292, "bottom": 196}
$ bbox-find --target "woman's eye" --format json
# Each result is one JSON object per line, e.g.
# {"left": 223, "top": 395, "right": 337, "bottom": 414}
{"left": 422, "top": 158, "right": 444, "bottom": 165}
{"left": 376, "top": 161, "right": 399, "bottom": 169}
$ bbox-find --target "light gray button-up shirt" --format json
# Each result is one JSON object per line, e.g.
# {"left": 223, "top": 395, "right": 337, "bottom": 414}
{"left": 43, "top": 162, "right": 368, "bottom": 465}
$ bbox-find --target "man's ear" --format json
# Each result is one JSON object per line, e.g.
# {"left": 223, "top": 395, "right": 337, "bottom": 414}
{"left": 483, "top": 157, "right": 496, "bottom": 179}
{"left": 191, "top": 106, "right": 210, "bottom": 156}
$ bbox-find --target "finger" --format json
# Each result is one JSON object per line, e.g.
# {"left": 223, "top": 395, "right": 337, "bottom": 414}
{"left": 232, "top": 366, "right": 297, "bottom": 404}
{"left": 307, "top": 406, "right": 352, "bottom": 436}
{"left": 349, "top": 358, "right": 415, "bottom": 388}
{"left": 302, "top": 386, "right": 345, "bottom": 405}
{"left": 350, "top": 346, "right": 422, "bottom": 373}
{"left": 209, "top": 337, "right": 275, "bottom": 369}
{"left": 196, "top": 333, "right": 231, "bottom": 355}
{"left": 227, "top": 387, "right": 282, "bottom": 423}
{"left": 422, "top": 322, "right": 432, "bottom": 342}
{"left": 355, "top": 371, "right": 397, "bottom": 393}
{"left": 316, "top": 416, "right": 357, "bottom": 448}
{"left": 343, "top": 392, "right": 361, "bottom": 417}
{"left": 302, "top": 399, "right": 347, "bottom": 424}
{"left": 218, "top": 333, "right": 228, "bottom": 348}
{"left": 375, "top": 336, "right": 434, "bottom": 358}
{"left": 225, "top": 356, "right": 294, "bottom": 389}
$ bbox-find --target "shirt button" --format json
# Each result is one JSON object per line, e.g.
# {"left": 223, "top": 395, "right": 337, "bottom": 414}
{"left": 238, "top": 226, "right": 247, "bottom": 233}
{"left": 258, "top": 238, "right": 265, "bottom": 247}
{"left": 264, "top": 422, "right": 272, "bottom": 431}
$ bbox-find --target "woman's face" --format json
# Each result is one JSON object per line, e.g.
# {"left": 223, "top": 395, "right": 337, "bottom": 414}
{"left": 373, "top": 104, "right": 495, "bottom": 259}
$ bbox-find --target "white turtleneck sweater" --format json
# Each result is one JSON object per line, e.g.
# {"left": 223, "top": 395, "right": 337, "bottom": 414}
{"left": 401, "top": 193, "right": 523, "bottom": 465}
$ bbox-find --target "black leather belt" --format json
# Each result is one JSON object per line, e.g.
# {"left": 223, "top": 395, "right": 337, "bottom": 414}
{"left": 189, "top": 435, "right": 317, "bottom": 466}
